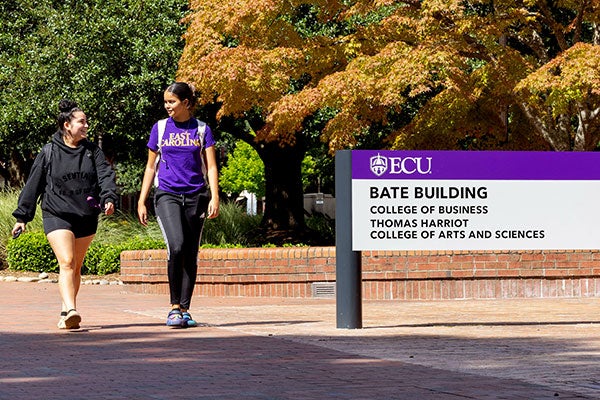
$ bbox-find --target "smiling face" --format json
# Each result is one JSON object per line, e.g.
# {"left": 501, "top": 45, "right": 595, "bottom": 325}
{"left": 164, "top": 90, "right": 191, "bottom": 122}
{"left": 63, "top": 111, "right": 88, "bottom": 145}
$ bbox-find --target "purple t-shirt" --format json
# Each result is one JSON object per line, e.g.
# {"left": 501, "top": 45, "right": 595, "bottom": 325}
{"left": 147, "top": 117, "right": 215, "bottom": 194}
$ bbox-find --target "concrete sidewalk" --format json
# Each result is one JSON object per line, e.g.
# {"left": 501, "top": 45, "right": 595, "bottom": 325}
{"left": 1, "top": 281, "right": 599, "bottom": 399}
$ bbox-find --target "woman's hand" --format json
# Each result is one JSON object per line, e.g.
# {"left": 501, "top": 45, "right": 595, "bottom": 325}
{"left": 207, "top": 198, "right": 219, "bottom": 219}
{"left": 138, "top": 202, "right": 148, "bottom": 226}
{"left": 11, "top": 222, "right": 26, "bottom": 238}
{"left": 104, "top": 202, "right": 115, "bottom": 216}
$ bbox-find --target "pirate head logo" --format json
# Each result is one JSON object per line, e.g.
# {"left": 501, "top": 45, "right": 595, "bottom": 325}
{"left": 370, "top": 154, "right": 388, "bottom": 177}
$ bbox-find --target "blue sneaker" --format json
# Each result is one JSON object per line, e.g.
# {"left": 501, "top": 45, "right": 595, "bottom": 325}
{"left": 166, "top": 309, "right": 183, "bottom": 327}
{"left": 181, "top": 311, "right": 197, "bottom": 327}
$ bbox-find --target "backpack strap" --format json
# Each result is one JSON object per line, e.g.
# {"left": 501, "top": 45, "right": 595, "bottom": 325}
{"left": 197, "top": 121, "right": 208, "bottom": 180}
{"left": 157, "top": 118, "right": 168, "bottom": 152}
{"left": 42, "top": 143, "right": 53, "bottom": 192}
{"left": 43, "top": 143, "right": 52, "bottom": 170}
{"left": 153, "top": 118, "right": 168, "bottom": 187}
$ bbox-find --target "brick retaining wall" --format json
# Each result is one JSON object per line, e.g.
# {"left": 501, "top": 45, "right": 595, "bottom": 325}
{"left": 120, "top": 248, "right": 600, "bottom": 300}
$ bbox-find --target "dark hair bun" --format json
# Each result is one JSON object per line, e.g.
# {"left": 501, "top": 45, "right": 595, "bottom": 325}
{"left": 59, "top": 99, "right": 78, "bottom": 113}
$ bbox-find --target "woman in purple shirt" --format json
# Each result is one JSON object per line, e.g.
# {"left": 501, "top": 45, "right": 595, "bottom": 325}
{"left": 138, "top": 82, "right": 220, "bottom": 328}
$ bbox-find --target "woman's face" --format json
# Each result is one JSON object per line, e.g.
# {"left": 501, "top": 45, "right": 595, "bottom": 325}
{"left": 164, "top": 91, "right": 190, "bottom": 121}
{"left": 64, "top": 111, "right": 88, "bottom": 142}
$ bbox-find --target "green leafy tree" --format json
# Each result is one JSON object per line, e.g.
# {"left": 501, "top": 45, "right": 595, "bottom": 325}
{"left": 0, "top": 0, "right": 189, "bottom": 186}
{"left": 220, "top": 140, "right": 265, "bottom": 198}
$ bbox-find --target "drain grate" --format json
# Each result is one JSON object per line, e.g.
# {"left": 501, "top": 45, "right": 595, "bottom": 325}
{"left": 311, "top": 282, "right": 336, "bottom": 298}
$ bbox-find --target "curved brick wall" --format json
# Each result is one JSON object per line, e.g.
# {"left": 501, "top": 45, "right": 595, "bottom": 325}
{"left": 120, "top": 248, "right": 600, "bottom": 300}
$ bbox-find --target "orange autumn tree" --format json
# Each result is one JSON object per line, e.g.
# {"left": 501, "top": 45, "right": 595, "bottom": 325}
{"left": 178, "top": 1, "right": 600, "bottom": 241}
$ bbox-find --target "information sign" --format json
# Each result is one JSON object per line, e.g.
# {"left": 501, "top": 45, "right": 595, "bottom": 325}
{"left": 351, "top": 150, "right": 600, "bottom": 251}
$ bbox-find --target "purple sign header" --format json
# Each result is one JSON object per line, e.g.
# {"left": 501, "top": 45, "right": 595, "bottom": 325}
{"left": 351, "top": 150, "right": 600, "bottom": 180}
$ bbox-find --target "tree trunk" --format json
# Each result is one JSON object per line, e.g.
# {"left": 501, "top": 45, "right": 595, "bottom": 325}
{"left": 7, "top": 149, "right": 32, "bottom": 187}
{"left": 259, "top": 142, "right": 306, "bottom": 232}
{"left": 519, "top": 103, "right": 572, "bottom": 151}
{"left": 217, "top": 116, "right": 323, "bottom": 245}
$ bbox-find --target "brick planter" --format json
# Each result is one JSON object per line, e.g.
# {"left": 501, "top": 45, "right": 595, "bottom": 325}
{"left": 120, "top": 247, "right": 600, "bottom": 300}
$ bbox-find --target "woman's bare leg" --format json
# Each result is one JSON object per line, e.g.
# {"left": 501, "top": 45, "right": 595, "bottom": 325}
{"left": 47, "top": 230, "right": 95, "bottom": 312}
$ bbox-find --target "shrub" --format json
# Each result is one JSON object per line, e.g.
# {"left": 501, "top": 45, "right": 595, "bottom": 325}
{"left": 6, "top": 230, "right": 165, "bottom": 275}
{"left": 6, "top": 231, "right": 58, "bottom": 273}
{"left": 0, "top": 189, "right": 43, "bottom": 269}
{"left": 83, "top": 243, "right": 124, "bottom": 275}
{"left": 93, "top": 244, "right": 123, "bottom": 275}
{"left": 306, "top": 214, "right": 335, "bottom": 245}
{"left": 83, "top": 236, "right": 166, "bottom": 275}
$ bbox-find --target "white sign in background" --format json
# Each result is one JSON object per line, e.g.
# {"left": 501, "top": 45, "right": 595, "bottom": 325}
{"left": 352, "top": 179, "right": 600, "bottom": 251}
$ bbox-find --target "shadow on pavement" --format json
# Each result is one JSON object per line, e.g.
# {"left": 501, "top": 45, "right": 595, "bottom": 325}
{"left": 0, "top": 328, "right": 594, "bottom": 400}
{"left": 368, "top": 320, "right": 600, "bottom": 329}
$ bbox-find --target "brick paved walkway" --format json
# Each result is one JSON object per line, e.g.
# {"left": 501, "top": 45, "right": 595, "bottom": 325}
{"left": 1, "top": 281, "right": 599, "bottom": 399}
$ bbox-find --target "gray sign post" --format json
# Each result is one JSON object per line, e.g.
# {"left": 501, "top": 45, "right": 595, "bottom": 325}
{"left": 335, "top": 150, "right": 363, "bottom": 328}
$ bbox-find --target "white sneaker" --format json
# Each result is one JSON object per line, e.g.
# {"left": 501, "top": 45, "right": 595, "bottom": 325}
{"left": 63, "top": 309, "right": 81, "bottom": 329}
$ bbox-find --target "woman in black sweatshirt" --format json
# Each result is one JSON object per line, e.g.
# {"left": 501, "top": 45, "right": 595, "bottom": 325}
{"left": 11, "top": 99, "right": 117, "bottom": 330}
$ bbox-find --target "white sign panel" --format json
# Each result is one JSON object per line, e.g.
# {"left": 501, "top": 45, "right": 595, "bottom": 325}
{"left": 351, "top": 151, "right": 600, "bottom": 251}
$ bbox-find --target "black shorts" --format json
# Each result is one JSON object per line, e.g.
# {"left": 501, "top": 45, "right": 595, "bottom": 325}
{"left": 42, "top": 212, "right": 98, "bottom": 238}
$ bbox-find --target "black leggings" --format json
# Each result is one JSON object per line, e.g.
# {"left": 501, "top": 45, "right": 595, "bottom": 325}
{"left": 155, "top": 188, "right": 209, "bottom": 309}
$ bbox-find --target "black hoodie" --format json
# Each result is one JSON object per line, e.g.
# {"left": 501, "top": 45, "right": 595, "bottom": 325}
{"left": 13, "top": 131, "right": 118, "bottom": 223}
